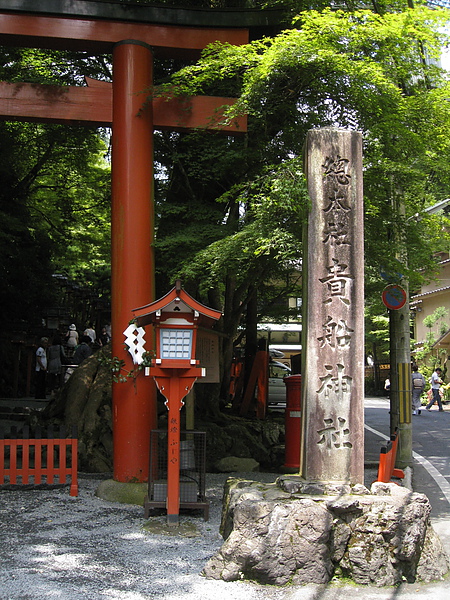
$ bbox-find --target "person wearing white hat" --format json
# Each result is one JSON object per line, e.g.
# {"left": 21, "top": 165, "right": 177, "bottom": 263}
{"left": 65, "top": 324, "right": 79, "bottom": 357}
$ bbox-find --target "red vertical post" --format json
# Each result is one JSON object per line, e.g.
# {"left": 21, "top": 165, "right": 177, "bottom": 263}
{"left": 0, "top": 441, "right": 4, "bottom": 484}
{"left": 35, "top": 440, "right": 42, "bottom": 484}
{"left": 152, "top": 370, "right": 199, "bottom": 525}
{"left": 111, "top": 40, "right": 157, "bottom": 482}
{"left": 284, "top": 375, "right": 302, "bottom": 469}
{"left": 167, "top": 384, "right": 181, "bottom": 525}
{"left": 10, "top": 441, "right": 17, "bottom": 484}
{"left": 70, "top": 438, "right": 79, "bottom": 497}
{"left": 22, "top": 440, "right": 30, "bottom": 484}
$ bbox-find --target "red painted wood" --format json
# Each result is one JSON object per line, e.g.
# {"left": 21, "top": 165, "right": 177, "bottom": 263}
{"left": 284, "top": 375, "right": 302, "bottom": 469}
{"left": 133, "top": 284, "right": 223, "bottom": 327}
{"left": 70, "top": 440, "right": 78, "bottom": 497}
{"left": 35, "top": 441, "right": 42, "bottom": 484}
{"left": 0, "top": 13, "right": 248, "bottom": 55}
{"left": 22, "top": 441, "right": 30, "bottom": 484}
{"left": 59, "top": 443, "right": 67, "bottom": 484}
{"left": 150, "top": 369, "right": 201, "bottom": 523}
{"left": 152, "top": 95, "right": 247, "bottom": 134}
{"left": 10, "top": 440, "right": 17, "bottom": 484}
{"left": 111, "top": 41, "right": 157, "bottom": 483}
{"left": 0, "top": 442, "right": 4, "bottom": 483}
{"left": 167, "top": 403, "right": 181, "bottom": 522}
{"left": 0, "top": 81, "right": 112, "bottom": 126}
{"left": 0, "top": 438, "right": 78, "bottom": 496}
{"left": 47, "top": 438, "right": 55, "bottom": 483}
{"left": 255, "top": 351, "right": 268, "bottom": 419}
{"left": 239, "top": 351, "right": 268, "bottom": 417}
{"left": 0, "top": 81, "right": 247, "bottom": 132}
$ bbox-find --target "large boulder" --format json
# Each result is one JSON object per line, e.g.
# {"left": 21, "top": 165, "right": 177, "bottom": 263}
{"left": 203, "top": 478, "right": 449, "bottom": 586}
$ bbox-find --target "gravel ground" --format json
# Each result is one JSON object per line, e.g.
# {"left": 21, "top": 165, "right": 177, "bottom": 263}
{"left": 0, "top": 472, "right": 287, "bottom": 600}
{"left": 1, "top": 470, "right": 449, "bottom": 600}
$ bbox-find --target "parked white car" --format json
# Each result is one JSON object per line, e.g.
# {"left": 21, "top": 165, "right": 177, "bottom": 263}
{"left": 268, "top": 360, "right": 291, "bottom": 406}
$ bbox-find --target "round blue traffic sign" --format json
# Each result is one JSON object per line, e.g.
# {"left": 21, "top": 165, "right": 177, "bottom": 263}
{"left": 382, "top": 284, "right": 407, "bottom": 310}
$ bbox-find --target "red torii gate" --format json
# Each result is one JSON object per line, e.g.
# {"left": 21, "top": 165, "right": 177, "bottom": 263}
{"left": 0, "top": 1, "right": 277, "bottom": 482}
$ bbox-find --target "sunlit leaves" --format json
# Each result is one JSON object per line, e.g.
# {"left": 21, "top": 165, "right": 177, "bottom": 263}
{"left": 178, "top": 158, "right": 308, "bottom": 298}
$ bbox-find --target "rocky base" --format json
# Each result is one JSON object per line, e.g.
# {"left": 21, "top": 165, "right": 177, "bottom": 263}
{"left": 203, "top": 477, "right": 449, "bottom": 586}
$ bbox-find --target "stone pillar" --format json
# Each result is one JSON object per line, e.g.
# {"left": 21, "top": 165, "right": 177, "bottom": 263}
{"left": 111, "top": 40, "right": 157, "bottom": 482}
{"left": 301, "top": 128, "right": 364, "bottom": 484}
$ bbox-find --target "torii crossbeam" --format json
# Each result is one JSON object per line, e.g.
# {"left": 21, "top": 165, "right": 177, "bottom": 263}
{"left": 0, "top": 0, "right": 282, "bottom": 482}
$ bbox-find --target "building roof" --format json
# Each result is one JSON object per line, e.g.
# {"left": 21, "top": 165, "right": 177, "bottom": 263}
{"left": 433, "top": 328, "right": 450, "bottom": 349}
{"left": 411, "top": 284, "right": 450, "bottom": 301}
{"left": 427, "top": 0, "right": 450, "bottom": 7}
{"left": 133, "top": 282, "right": 221, "bottom": 328}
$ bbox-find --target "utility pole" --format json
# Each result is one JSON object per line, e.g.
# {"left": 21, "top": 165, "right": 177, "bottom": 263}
{"left": 388, "top": 199, "right": 450, "bottom": 468}
{"left": 385, "top": 186, "right": 412, "bottom": 468}
{"left": 388, "top": 287, "right": 412, "bottom": 468}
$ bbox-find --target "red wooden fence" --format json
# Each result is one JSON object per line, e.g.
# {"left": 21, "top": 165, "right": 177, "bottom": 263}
{"left": 0, "top": 426, "right": 78, "bottom": 496}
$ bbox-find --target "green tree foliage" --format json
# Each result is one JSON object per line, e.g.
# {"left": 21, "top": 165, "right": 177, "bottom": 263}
{"left": 153, "top": 3, "right": 450, "bottom": 401}
{"left": 3, "top": 1, "right": 450, "bottom": 408}
{"left": 415, "top": 306, "right": 450, "bottom": 370}
{"left": 0, "top": 47, "right": 112, "bottom": 394}
{"left": 0, "top": 120, "right": 111, "bottom": 328}
{"left": 0, "top": 46, "right": 112, "bottom": 330}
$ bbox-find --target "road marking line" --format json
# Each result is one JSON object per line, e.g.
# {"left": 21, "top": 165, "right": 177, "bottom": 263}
{"left": 364, "top": 424, "right": 450, "bottom": 507}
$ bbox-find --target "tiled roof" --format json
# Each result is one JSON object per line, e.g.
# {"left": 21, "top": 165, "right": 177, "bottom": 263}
{"left": 411, "top": 285, "right": 450, "bottom": 300}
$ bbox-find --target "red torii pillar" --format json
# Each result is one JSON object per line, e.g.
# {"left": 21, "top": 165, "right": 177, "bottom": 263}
{"left": 111, "top": 40, "right": 156, "bottom": 482}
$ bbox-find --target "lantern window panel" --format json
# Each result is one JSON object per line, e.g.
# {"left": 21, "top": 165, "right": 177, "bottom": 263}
{"left": 160, "top": 329, "right": 193, "bottom": 359}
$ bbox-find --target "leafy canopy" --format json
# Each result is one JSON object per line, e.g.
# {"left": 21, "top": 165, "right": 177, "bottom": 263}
{"left": 161, "top": 5, "right": 450, "bottom": 291}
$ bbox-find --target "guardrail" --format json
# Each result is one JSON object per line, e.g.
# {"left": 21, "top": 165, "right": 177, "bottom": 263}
{"left": 0, "top": 425, "right": 78, "bottom": 496}
{"left": 377, "top": 428, "right": 405, "bottom": 483}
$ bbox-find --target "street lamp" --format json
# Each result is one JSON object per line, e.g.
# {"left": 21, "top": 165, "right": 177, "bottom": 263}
{"left": 133, "top": 280, "right": 221, "bottom": 525}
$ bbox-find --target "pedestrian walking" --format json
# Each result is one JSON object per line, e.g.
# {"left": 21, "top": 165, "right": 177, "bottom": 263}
{"left": 426, "top": 367, "right": 444, "bottom": 411}
{"left": 411, "top": 364, "right": 425, "bottom": 415}
{"left": 35, "top": 337, "right": 48, "bottom": 399}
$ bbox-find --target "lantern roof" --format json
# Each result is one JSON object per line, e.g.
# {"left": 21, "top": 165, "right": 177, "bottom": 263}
{"left": 132, "top": 281, "right": 222, "bottom": 328}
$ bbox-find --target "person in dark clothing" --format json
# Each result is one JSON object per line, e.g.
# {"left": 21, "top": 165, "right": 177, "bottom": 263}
{"left": 72, "top": 335, "right": 93, "bottom": 365}
{"left": 47, "top": 334, "right": 66, "bottom": 392}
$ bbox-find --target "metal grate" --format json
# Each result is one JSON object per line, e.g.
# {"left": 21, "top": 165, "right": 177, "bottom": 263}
{"left": 144, "top": 429, "right": 209, "bottom": 520}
